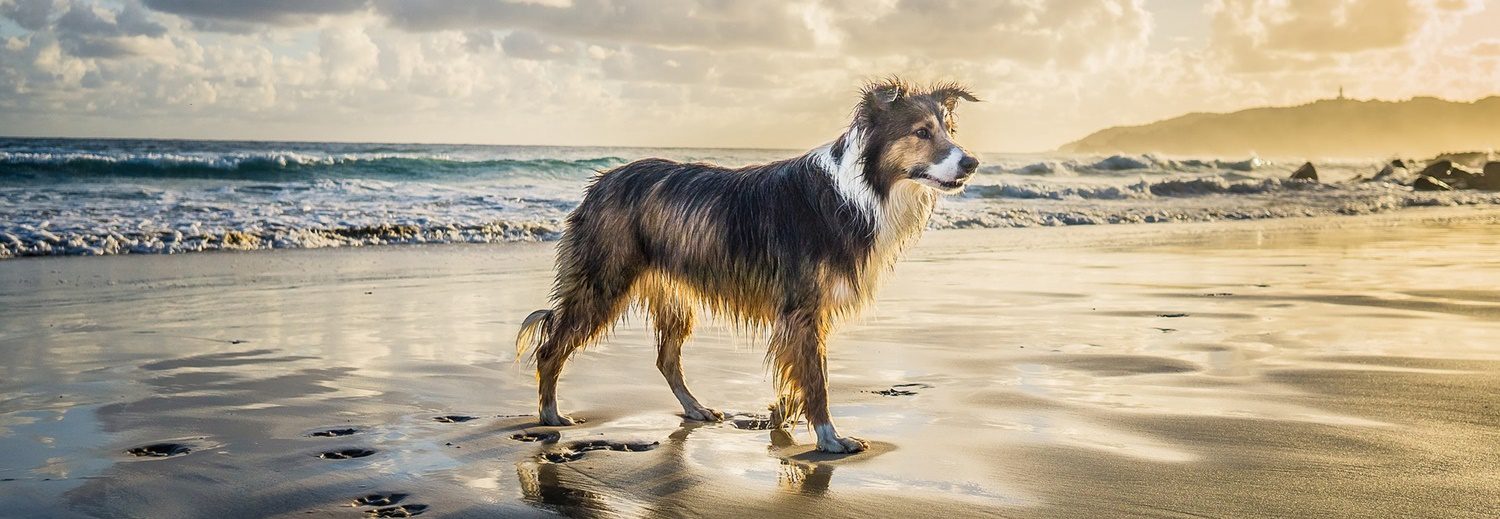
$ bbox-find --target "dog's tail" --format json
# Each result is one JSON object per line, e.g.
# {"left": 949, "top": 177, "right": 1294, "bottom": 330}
{"left": 515, "top": 309, "right": 555, "bottom": 363}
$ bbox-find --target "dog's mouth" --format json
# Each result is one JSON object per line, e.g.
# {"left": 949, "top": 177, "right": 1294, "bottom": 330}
{"left": 909, "top": 172, "right": 967, "bottom": 193}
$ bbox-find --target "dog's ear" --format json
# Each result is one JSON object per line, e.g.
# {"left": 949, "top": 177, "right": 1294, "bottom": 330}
{"left": 861, "top": 78, "right": 907, "bottom": 114}
{"left": 933, "top": 85, "right": 980, "bottom": 113}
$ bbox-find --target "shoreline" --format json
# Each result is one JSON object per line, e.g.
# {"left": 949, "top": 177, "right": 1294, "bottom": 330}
{"left": 6, "top": 202, "right": 1500, "bottom": 262}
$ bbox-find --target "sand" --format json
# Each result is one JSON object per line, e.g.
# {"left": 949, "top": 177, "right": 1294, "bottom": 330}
{"left": 2, "top": 207, "right": 1498, "bottom": 518}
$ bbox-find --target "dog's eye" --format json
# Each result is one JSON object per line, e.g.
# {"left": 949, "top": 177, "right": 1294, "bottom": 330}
{"left": 914, "top": 128, "right": 931, "bottom": 140}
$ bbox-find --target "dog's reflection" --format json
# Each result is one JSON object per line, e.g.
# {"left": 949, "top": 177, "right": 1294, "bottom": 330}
{"left": 770, "top": 429, "right": 836, "bottom": 495}
{"left": 516, "top": 421, "right": 839, "bottom": 515}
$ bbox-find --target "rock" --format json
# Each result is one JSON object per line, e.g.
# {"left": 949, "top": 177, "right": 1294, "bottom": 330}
{"left": 1412, "top": 175, "right": 1453, "bottom": 191}
{"left": 1289, "top": 162, "right": 1318, "bottom": 182}
{"left": 1418, "top": 160, "right": 1452, "bottom": 179}
{"left": 1446, "top": 164, "right": 1478, "bottom": 189}
{"left": 1472, "top": 162, "right": 1500, "bottom": 191}
{"left": 1415, "top": 159, "right": 1483, "bottom": 189}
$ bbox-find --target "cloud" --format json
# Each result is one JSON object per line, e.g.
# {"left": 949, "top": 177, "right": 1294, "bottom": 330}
{"left": 140, "top": 0, "right": 368, "bottom": 24}
{"left": 49, "top": 1, "right": 169, "bottom": 58}
{"left": 1206, "top": 0, "right": 1483, "bottom": 72}
{"left": 319, "top": 25, "right": 380, "bottom": 87}
{"left": 1473, "top": 39, "right": 1500, "bottom": 58}
{"left": 500, "top": 30, "right": 568, "bottom": 60}
{"left": 371, "top": 0, "right": 814, "bottom": 51}
{"left": 600, "top": 45, "right": 715, "bottom": 84}
{"left": 1, "top": 0, "right": 1498, "bottom": 151}
{"left": 829, "top": 0, "right": 1153, "bottom": 67}
{"left": 1, "top": 0, "right": 59, "bottom": 31}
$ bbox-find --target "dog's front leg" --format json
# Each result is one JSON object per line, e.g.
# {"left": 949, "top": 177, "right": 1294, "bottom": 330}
{"left": 770, "top": 305, "right": 868, "bottom": 454}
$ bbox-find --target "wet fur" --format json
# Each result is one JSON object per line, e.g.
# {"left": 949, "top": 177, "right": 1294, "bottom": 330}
{"left": 516, "top": 78, "right": 979, "bottom": 452}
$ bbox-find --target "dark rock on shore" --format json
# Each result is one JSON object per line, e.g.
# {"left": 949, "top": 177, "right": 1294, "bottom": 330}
{"left": 1412, "top": 176, "right": 1453, "bottom": 191}
{"left": 1290, "top": 162, "right": 1318, "bottom": 182}
{"left": 1418, "top": 160, "right": 1453, "bottom": 179}
{"left": 1448, "top": 165, "right": 1479, "bottom": 189}
{"left": 1418, "top": 159, "right": 1479, "bottom": 187}
{"left": 1473, "top": 162, "right": 1500, "bottom": 191}
{"left": 1382, "top": 159, "right": 1492, "bottom": 190}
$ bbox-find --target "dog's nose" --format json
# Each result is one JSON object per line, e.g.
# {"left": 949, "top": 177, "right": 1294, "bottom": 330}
{"left": 958, "top": 155, "right": 979, "bottom": 175}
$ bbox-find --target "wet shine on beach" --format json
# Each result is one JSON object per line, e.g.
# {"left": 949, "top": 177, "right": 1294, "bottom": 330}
{"left": 1, "top": 209, "right": 1498, "bottom": 518}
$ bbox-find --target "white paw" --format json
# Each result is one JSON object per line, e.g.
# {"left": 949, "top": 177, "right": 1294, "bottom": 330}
{"left": 540, "top": 414, "right": 576, "bottom": 426}
{"left": 816, "top": 436, "right": 868, "bottom": 454}
{"left": 684, "top": 406, "right": 724, "bottom": 422}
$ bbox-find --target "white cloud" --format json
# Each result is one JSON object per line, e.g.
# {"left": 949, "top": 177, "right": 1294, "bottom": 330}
{"left": 319, "top": 24, "right": 380, "bottom": 87}
{"left": 0, "top": 0, "right": 1496, "bottom": 151}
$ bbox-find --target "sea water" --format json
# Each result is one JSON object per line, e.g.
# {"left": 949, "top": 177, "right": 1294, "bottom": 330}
{"left": 3, "top": 137, "right": 1496, "bottom": 258}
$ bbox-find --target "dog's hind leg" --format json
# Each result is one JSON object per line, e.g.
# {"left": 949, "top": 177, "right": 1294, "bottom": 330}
{"left": 648, "top": 296, "right": 723, "bottom": 422}
{"left": 535, "top": 267, "right": 637, "bottom": 426}
{"left": 769, "top": 303, "right": 867, "bottom": 454}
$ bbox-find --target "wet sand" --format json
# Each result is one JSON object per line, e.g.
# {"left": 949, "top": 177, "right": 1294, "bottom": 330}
{"left": 2, "top": 207, "right": 1498, "bottom": 518}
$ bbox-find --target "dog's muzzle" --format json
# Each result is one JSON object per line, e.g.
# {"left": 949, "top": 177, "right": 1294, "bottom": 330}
{"left": 911, "top": 152, "right": 980, "bottom": 192}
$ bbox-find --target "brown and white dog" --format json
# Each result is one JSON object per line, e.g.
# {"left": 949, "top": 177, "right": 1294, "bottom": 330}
{"left": 517, "top": 78, "right": 979, "bottom": 453}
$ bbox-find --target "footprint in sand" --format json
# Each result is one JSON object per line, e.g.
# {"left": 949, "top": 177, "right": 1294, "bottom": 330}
{"left": 868, "top": 382, "right": 934, "bottom": 397}
{"left": 539, "top": 450, "right": 587, "bottom": 464}
{"left": 126, "top": 443, "right": 192, "bottom": 458}
{"left": 352, "top": 493, "right": 408, "bottom": 507}
{"left": 537, "top": 439, "right": 659, "bottom": 464}
{"left": 318, "top": 448, "right": 376, "bottom": 460}
{"left": 308, "top": 428, "right": 358, "bottom": 437}
{"left": 432, "top": 415, "right": 477, "bottom": 423}
{"left": 365, "top": 504, "right": 428, "bottom": 517}
{"left": 510, "top": 431, "right": 560, "bottom": 443}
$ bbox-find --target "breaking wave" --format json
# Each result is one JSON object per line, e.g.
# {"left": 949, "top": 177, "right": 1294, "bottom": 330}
{"left": 0, "top": 151, "right": 628, "bottom": 181}
{"left": 963, "top": 176, "right": 1324, "bottom": 201}
{"left": 4, "top": 138, "right": 1499, "bottom": 259}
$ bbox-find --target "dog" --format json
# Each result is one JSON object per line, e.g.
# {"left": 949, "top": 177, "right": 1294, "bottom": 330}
{"left": 517, "top": 78, "right": 980, "bottom": 453}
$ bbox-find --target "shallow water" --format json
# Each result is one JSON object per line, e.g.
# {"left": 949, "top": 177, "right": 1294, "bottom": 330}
{"left": 0, "top": 211, "right": 1497, "bottom": 517}
{"left": 7, "top": 137, "right": 1500, "bottom": 259}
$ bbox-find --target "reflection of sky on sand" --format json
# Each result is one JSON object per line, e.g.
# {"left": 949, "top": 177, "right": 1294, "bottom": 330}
{"left": 1, "top": 213, "right": 1498, "bottom": 515}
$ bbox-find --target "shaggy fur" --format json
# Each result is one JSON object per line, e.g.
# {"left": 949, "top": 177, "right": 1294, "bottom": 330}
{"left": 517, "top": 78, "right": 980, "bottom": 453}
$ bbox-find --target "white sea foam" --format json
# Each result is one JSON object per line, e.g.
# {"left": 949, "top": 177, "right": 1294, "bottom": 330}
{"left": 2, "top": 138, "right": 1496, "bottom": 259}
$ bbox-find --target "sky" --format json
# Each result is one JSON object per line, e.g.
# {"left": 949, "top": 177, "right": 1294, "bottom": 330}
{"left": 2, "top": 0, "right": 1499, "bottom": 152}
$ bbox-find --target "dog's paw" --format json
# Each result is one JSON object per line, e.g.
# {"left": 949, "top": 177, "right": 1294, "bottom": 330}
{"left": 539, "top": 414, "right": 577, "bottom": 427}
{"left": 815, "top": 436, "right": 868, "bottom": 454}
{"left": 683, "top": 406, "right": 724, "bottom": 422}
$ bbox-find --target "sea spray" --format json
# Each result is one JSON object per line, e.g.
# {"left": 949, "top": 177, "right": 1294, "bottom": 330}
{"left": 5, "top": 137, "right": 1500, "bottom": 258}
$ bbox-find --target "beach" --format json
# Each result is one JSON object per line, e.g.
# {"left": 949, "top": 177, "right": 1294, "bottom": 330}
{"left": 2, "top": 207, "right": 1497, "bottom": 517}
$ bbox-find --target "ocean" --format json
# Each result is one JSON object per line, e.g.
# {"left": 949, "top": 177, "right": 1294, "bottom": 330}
{"left": 3, "top": 137, "right": 1497, "bottom": 258}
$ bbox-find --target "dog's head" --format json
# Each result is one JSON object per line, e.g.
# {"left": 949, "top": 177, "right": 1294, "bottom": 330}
{"left": 855, "top": 78, "right": 981, "bottom": 195}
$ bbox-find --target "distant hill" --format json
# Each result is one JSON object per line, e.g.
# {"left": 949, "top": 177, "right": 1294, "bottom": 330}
{"left": 1059, "top": 96, "right": 1500, "bottom": 159}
